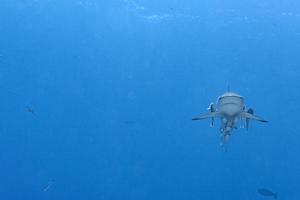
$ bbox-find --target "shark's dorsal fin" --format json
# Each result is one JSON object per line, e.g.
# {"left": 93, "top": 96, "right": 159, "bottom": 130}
{"left": 226, "top": 82, "right": 230, "bottom": 92}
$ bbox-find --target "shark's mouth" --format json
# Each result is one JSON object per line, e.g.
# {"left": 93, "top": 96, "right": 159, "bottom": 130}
{"left": 220, "top": 102, "right": 242, "bottom": 106}
{"left": 218, "top": 102, "right": 243, "bottom": 116}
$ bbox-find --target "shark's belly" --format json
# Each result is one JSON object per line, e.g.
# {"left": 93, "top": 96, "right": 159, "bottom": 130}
{"left": 218, "top": 96, "right": 244, "bottom": 116}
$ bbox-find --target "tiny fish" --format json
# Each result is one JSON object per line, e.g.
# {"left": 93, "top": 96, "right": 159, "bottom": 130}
{"left": 43, "top": 179, "right": 54, "bottom": 192}
{"left": 26, "top": 106, "right": 36, "bottom": 117}
{"left": 258, "top": 188, "right": 277, "bottom": 199}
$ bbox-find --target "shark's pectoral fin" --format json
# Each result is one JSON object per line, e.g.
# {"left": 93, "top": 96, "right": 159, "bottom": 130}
{"left": 192, "top": 112, "right": 220, "bottom": 120}
{"left": 240, "top": 112, "right": 268, "bottom": 123}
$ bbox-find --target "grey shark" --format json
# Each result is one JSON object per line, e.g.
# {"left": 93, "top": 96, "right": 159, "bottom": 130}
{"left": 192, "top": 89, "right": 267, "bottom": 146}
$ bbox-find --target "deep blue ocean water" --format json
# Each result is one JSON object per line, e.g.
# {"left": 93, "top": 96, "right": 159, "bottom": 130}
{"left": 0, "top": 0, "right": 300, "bottom": 199}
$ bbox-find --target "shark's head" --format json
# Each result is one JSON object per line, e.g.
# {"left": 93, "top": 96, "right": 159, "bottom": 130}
{"left": 217, "top": 92, "right": 244, "bottom": 117}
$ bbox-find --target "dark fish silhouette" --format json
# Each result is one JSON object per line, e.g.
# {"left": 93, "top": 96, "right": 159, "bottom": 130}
{"left": 258, "top": 188, "right": 277, "bottom": 199}
{"left": 26, "top": 106, "right": 36, "bottom": 117}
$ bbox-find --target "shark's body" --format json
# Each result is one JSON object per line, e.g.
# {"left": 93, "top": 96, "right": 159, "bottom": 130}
{"left": 193, "top": 90, "right": 267, "bottom": 146}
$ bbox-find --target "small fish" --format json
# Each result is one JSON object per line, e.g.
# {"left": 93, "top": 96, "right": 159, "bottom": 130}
{"left": 258, "top": 188, "right": 277, "bottom": 199}
{"left": 26, "top": 106, "right": 36, "bottom": 116}
{"left": 43, "top": 183, "right": 51, "bottom": 192}
{"left": 43, "top": 179, "right": 54, "bottom": 192}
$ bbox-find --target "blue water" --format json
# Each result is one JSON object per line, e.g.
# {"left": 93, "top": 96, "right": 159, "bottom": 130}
{"left": 0, "top": 0, "right": 299, "bottom": 199}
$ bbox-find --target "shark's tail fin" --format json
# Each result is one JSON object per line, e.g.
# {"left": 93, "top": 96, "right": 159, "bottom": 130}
{"left": 274, "top": 193, "right": 278, "bottom": 199}
{"left": 220, "top": 133, "right": 230, "bottom": 152}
